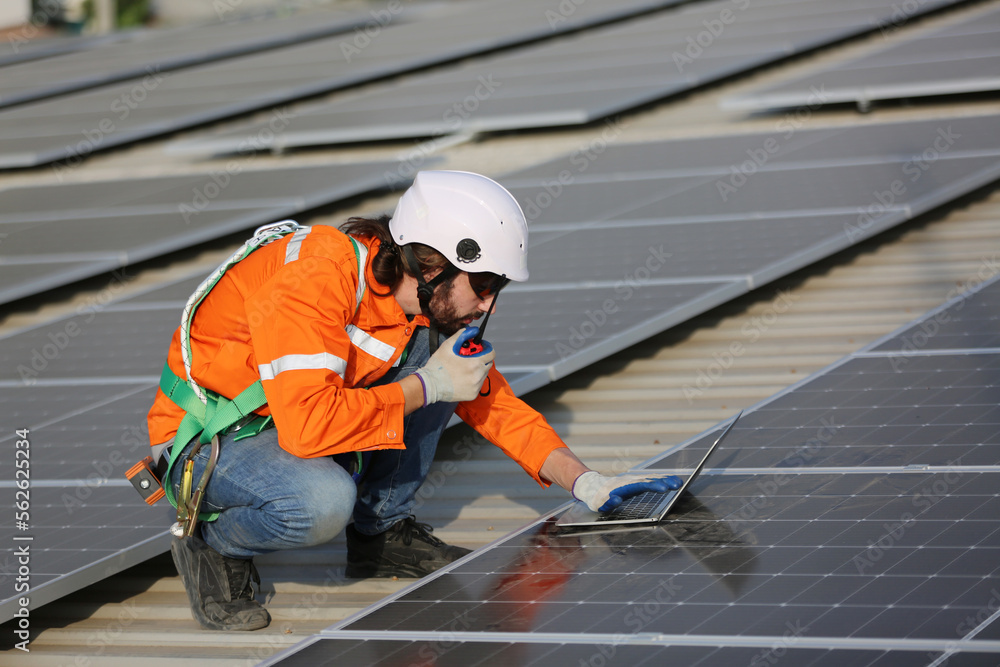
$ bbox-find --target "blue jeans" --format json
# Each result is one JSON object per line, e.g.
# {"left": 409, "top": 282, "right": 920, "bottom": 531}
{"left": 169, "top": 327, "right": 456, "bottom": 559}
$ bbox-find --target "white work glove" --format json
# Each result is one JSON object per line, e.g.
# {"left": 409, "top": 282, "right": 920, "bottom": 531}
{"left": 572, "top": 471, "right": 683, "bottom": 512}
{"left": 413, "top": 329, "right": 495, "bottom": 405}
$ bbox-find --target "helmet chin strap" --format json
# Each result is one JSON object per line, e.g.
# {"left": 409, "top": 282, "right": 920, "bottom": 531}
{"left": 401, "top": 245, "right": 458, "bottom": 354}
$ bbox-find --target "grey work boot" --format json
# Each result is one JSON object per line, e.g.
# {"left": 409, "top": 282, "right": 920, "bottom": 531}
{"left": 345, "top": 516, "right": 472, "bottom": 578}
{"left": 170, "top": 534, "right": 271, "bottom": 631}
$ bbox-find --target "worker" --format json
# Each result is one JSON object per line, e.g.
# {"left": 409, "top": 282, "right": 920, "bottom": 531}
{"left": 146, "top": 170, "right": 681, "bottom": 631}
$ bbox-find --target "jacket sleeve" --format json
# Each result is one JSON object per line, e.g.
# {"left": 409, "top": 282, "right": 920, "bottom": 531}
{"left": 455, "top": 366, "right": 568, "bottom": 486}
{"left": 246, "top": 254, "right": 406, "bottom": 458}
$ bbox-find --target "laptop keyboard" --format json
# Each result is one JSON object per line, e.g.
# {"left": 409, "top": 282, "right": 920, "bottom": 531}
{"left": 597, "top": 490, "right": 676, "bottom": 521}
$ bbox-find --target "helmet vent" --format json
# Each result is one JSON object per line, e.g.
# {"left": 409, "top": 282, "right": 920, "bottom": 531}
{"left": 456, "top": 238, "right": 481, "bottom": 263}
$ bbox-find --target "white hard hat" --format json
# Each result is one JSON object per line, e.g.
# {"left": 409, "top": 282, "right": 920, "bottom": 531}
{"left": 389, "top": 170, "right": 529, "bottom": 281}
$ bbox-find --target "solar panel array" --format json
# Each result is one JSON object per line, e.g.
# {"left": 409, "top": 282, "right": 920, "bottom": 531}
{"left": 169, "top": 0, "right": 966, "bottom": 154}
{"left": 0, "top": 160, "right": 398, "bottom": 305}
{"left": 494, "top": 113, "right": 1000, "bottom": 383}
{"left": 723, "top": 2, "right": 1000, "bottom": 112}
{"left": 0, "top": 0, "right": 680, "bottom": 169}
{"left": 261, "top": 262, "right": 1000, "bottom": 667}
{"left": 4, "top": 112, "right": 1000, "bottom": 623}
{"left": 0, "top": 8, "right": 371, "bottom": 108}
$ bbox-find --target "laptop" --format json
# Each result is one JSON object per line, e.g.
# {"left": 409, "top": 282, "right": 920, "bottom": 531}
{"left": 555, "top": 411, "right": 741, "bottom": 529}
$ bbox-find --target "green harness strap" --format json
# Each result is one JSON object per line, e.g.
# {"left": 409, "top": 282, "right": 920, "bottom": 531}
{"left": 159, "top": 228, "right": 366, "bottom": 522}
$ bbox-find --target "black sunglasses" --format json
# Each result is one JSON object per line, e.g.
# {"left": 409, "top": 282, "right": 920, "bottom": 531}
{"left": 468, "top": 272, "right": 510, "bottom": 299}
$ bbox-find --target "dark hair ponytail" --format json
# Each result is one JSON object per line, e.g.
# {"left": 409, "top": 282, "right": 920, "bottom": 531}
{"left": 339, "top": 215, "right": 449, "bottom": 294}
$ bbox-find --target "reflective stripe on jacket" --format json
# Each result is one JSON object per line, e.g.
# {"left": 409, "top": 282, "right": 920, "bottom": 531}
{"left": 147, "top": 226, "right": 565, "bottom": 485}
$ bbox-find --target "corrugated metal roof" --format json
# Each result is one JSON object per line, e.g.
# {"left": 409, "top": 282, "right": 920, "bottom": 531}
{"left": 3, "top": 0, "right": 1000, "bottom": 662}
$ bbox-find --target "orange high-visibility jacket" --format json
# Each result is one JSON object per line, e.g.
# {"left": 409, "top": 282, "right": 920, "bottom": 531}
{"left": 147, "top": 226, "right": 566, "bottom": 485}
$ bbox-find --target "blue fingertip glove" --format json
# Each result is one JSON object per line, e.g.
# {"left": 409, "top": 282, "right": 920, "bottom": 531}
{"left": 572, "top": 471, "right": 683, "bottom": 512}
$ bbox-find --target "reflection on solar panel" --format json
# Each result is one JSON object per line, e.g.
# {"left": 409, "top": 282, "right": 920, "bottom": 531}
{"left": 723, "top": 3, "right": 1000, "bottom": 112}
{"left": 264, "top": 637, "right": 1000, "bottom": 666}
{"left": 170, "top": 0, "right": 965, "bottom": 154}
{"left": 0, "top": 160, "right": 396, "bottom": 305}
{"left": 0, "top": 0, "right": 679, "bottom": 168}
{"left": 3, "top": 114, "right": 1000, "bottom": 624}
{"left": 0, "top": 9, "right": 370, "bottom": 108}
{"left": 262, "top": 262, "right": 1000, "bottom": 667}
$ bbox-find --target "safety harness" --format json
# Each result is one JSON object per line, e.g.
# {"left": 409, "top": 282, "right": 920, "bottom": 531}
{"left": 156, "top": 220, "right": 366, "bottom": 529}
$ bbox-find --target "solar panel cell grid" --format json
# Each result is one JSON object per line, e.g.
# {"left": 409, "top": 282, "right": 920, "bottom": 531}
{"left": 268, "top": 637, "right": 964, "bottom": 667}
{"left": 643, "top": 353, "right": 1000, "bottom": 469}
{"left": 723, "top": 3, "right": 1000, "bottom": 110}
{"left": 340, "top": 472, "right": 1000, "bottom": 641}
{"left": 171, "top": 0, "right": 967, "bottom": 153}
{"left": 872, "top": 277, "right": 1000, "bottom": 353}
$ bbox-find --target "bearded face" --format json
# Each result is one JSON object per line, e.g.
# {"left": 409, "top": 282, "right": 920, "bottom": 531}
{"left": 426, "top": 274, "right": 483, "bottom": 335}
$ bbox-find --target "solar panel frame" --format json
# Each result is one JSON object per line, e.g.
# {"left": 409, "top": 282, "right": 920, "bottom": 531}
{"left": 722, "top": 3, "right": 1000, "bottom": 111}
{"left": 261, "top": 635, "right": 1000, "bottom": 666}
{"left": 4, "top": 114, "right": 1000, "bottom": 625}
{"left": 0, "top": 160, "right": 399, "bottom": 305}
{"left": 167, "top": 0, "right": 969, "bottom": 155}
{"left": 0, "top": 0, "right": 685, "bottom": 168}
{"left": 0, "top": 9, "right": 373, "bottom": 108}
{"left": 257, "top": 204, "right": 1000, "bottom": 665}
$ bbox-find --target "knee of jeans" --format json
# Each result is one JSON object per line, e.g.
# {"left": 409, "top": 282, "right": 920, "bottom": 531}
{"left": 288, "top": 472, "right": 357, "bottom": 548}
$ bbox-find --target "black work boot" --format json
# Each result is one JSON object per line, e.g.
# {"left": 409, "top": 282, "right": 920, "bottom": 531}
{"left": 170, "top": 534, "right": 271, "bottom": 631}
{"left": 345, "top": 516, "right": 471, "bottom": 578}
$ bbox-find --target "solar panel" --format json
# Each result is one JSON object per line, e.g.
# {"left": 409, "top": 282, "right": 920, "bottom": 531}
{"left": 723, "top": 3, "right": 1000, "bottom": 111}
{"left": 870, "top": 275, "right": 1000, "bottom": 354}
{"left": 496, "top": 113, "right": 1000, "bottom": 381}
{"left": 169, "top": 0, "right": 967, "bottom": 154}
{"left": 3, "top": 114, "right": 1000, "bottom": 624}
{"left": 264, "top": 637, "right": 1000, "bottom": 666}
{"left": 0, "top": 0, "right": 680, "bottom": 168}
{"left": 0, "top": 9, "right": 370, "bottom": 108}
{"left": 0, "top": 160, "right": 397, "bottom": 305}
{"left": 642, "top": 274, "right": 1000, "bottom": 471}
{"left": 262, "top": 267, "right": 1000, "bottom": 667}
{"left": 0, "top": 31, "right": 121, "bottom": 68}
